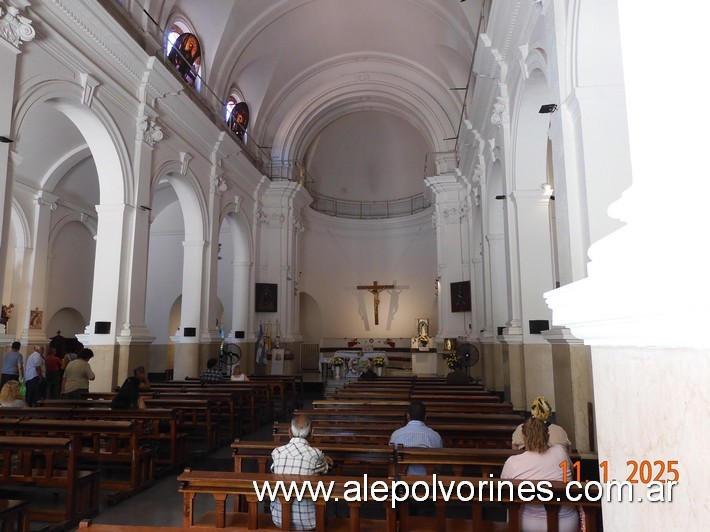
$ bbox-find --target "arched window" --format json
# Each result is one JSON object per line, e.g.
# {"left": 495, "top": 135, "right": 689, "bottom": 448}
{"left": 225, "top": 92, "right": 249, "bottom": 143}
{"left": 165, "top": 20, "right": 202, "bottom": 91}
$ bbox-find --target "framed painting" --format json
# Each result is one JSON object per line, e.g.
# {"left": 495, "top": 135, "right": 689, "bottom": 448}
{"left": 255, "top": 283, "right": 278, "bottom": 312}
{"left": 450, "top": 281, "right": 472, "bottom": 313}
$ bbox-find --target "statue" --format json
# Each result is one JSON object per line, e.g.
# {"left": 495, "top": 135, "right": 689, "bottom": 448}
{"left": 0, "top": 303, "right": 14, "bottom": 327}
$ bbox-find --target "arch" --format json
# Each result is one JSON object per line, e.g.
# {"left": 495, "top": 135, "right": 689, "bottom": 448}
{"left": 46, "top": 307, "right": 87, "bottom": 339}
{"left": 267, "top": 54, "right": 460, "bottom": 162}
{"left": 12, "top": 79, "right": 133, "bottom": 206}
{"left": 48, "top": 213, "right": 97, "bottom": 254}
{"left": 151, "top": 160, "right": 209, "bottom": 243}
{"left": 511, "top": 68, "right": 553, "bottom": 190}
{"left": 40, "top": 144, "right": 92, "bottom": 192}
{"left": 10, "top": 198, "right": 31, "bottom": 249}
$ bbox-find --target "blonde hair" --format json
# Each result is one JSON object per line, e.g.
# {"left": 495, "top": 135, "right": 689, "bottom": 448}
{"left": 530, "top": 396, "right": 552, "bottom": 421}
{"left": 522, "top": 418, "right": 549, "bottom": 453}
{"left": 0, "top": 380, "right": 23, "bottom": 403}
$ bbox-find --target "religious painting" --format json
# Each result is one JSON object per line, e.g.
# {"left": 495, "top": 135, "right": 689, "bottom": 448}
{"left": 450, "top": 281, "right": 472, "bottom": 313}
{"left": 255, "top": 283, "right": 278, "bottom": 312}
{"left": 29, "top": 308, "right": 43, "bottom": 329}
{"left": 228, "top": 101, "right": 249, "bottom": 140}
{"left": 167, "top": 32, "right": 202, "bottom": 86}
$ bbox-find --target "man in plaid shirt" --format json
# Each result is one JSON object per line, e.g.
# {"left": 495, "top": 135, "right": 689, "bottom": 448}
{"left": 270, "top": 415, "right": 332, "bottom": 530}
{"left": 199, "top": 358, "right": 223, "bottom": 383}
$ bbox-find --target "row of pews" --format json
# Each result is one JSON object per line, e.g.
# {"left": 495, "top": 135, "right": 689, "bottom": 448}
{"left": 177, "top": 376, "right": 602, "bottom": 531}
{"left": 0, "top": 375, "right": 299, "bottom": 531}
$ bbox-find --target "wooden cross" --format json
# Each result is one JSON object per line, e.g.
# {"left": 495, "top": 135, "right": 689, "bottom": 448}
{"left": 356, "top": 281, "right": 395, "bottom": 325}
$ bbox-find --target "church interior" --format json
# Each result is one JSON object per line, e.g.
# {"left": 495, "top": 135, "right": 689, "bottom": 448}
{"left": 0, "top": 0, "right": 707, "bottom": 530}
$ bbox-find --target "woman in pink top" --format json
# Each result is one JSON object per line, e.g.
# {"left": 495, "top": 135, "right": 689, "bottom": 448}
{"left": 501, "top": 418, "right": 578, "bottom": 532}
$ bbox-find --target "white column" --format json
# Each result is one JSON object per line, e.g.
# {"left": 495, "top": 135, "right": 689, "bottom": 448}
{"left": 230, "top": 259, "right": 251, "bottom": 337}
{"left": 546, "top": 1, "right": 710, "bottom": 528}
{"left": 0, "top": 0, "right": 35, "bottom": 309}
{"left": 425, "top": 175, "right": 474, "bottom": 339}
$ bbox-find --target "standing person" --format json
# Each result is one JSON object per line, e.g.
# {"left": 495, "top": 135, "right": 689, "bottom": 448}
{"left": 270, "top": 415, "right": 332, "bottom": 530}
{"left": 61, "top": 348, "right": 95, "bottom": 399}
{"left": 112, "top": 365, "right": 150, "bottom": 409}
{"left": 502, "top": 418, "right": 578, "bottom": 532}
{"left": 389, "top": 401, "right": 443, "bottom": 475}
{"left": 44, "top": 347, "right": 62, "bottom": 399}
{"left": 25, "top": 345, "right": 46, "bottom": 406}
{"left": 1, "top": 341, "right": 24, "bottom": 387}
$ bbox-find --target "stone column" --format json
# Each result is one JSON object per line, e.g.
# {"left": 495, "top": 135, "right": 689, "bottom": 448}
{"left": 0, "top": 0, "right": 35, "bottom": 309}
{"left": 546, "top": 1, "right": 710, "bottom": 528}
{"left": 424, "top": 174, "right": 475, "bottom": 339}
{"left": 510, "top": 190, "right": 555, "bottom": 408}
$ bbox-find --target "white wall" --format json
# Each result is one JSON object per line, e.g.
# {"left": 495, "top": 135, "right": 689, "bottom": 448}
{"left": 300, "top": 208, "right": 436, "bottom": 338}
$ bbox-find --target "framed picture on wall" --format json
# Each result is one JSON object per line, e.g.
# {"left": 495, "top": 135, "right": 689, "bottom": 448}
{"left": 255, "top": 283, "right": 278, "bottom": 312}
{"left": 450, "top": 281, "right": 472, "bottom": 313}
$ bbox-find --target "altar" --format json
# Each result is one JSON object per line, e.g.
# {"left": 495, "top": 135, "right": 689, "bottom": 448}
{"left": 320, "top": 350, "right": 388, "bottom": 378}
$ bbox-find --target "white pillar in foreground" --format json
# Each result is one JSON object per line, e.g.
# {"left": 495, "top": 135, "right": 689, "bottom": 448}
{"left": 546, "top": 1, "right": 710, "bottom": 528}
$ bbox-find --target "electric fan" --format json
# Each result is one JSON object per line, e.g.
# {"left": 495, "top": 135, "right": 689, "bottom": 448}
{"left": 220, "top": 342, "right": 242, "bottom": 376}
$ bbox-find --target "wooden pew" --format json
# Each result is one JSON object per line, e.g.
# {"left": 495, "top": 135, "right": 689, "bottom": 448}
{"left": 272, "top": 421, "right": 514, "bottom": 448}
{"left": 297, "top": 408, "right": 524, "bottom": 426}
{"left": 0, "top": 499, "right": 31, "bottom": 532}
{"left": 142, "top": 399, "right": 220, "bottom": 452}
{"left": 312, "top": 399, "right": 514, "bottom": 413}
{"left": 177, "top": 469, "right": 396, "bottom": 530}
{"left": 1, "top": 406, "right": 187, "bottom": 472}
{"left": 0, "top": 436, "right": 100, "bottom": 528}
{"left": 5, "top": 418, "right": 154, "bottom": 501}
{"left": 79, "top": 521, "right": 182, "bottom": 531}
{"left": 395, "top": 475, "right": 601, "bottom": 532}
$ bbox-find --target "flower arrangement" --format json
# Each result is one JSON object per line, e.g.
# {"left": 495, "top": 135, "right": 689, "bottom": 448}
{"left": 332, "top": 356, "right": 344, "bottom": 367}
{"left": 372, "top": 356, "right": 386, "bottom": 367}
{"left": 444, "top": 352, "right": 460, "bottom": 369}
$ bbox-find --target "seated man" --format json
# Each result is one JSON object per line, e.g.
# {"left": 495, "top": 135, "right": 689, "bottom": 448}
{"left": 270, "top": 415, "right": 332, "bottom": 530}
{"left": 199, "top": 358, "right": 223, "bottom": 384}
{"left": 112, "top": 365, "right": 150, "bottom": 409}
{"left": 359, "top": 361, "right": 377, "bottom": 380}
{"left": 389, "top": 401, "right": 442, "bottom": 474}
{"left": 445, "top": 362, "right": 470, "bottom": 385}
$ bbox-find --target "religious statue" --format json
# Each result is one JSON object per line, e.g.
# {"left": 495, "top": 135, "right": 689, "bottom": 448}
{"left": 0, "top": 303, "right": 14, "bottom": 327}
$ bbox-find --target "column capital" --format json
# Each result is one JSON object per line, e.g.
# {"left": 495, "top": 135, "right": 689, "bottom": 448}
{"left": 0, "top": 1, "right": 35, "bottom": 51}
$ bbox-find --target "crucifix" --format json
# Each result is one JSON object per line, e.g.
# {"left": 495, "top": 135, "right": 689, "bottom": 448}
{"left": 357, "top": 281, "right": 395, "bottom": 325}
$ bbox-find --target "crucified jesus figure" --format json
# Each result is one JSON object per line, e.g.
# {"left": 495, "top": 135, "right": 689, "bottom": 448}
{"left": 357, "top": 281, "right": 395, "bottom": 325}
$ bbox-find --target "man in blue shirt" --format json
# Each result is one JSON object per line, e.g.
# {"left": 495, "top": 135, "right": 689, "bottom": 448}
{"left": 389, "top": 401, "right": 442, "bottom": 475}
{"left": 1, "top": 341, "right": 24, "bottom": 387}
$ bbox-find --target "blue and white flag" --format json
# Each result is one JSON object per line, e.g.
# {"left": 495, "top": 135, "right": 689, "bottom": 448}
{"left": 256, "top": 323, "right": 266, "bottom": 365}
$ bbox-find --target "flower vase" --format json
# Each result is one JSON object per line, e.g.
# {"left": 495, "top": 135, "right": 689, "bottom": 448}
{"left": 375, "top": 366, "right": 383, "bottom": 377}
{"left": 334, "top": 366, "right": 341, "bottom": 380}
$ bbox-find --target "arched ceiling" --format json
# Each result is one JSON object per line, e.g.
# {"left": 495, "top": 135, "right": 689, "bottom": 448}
{"left": 151, "top": 0, "right": 486, "bottom": 201}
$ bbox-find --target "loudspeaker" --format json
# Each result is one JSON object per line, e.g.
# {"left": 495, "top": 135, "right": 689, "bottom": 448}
{"left": 234, "top": 331, "right": 245, "bottom": 339}
{"left": 184, "top": 327, "right": 196, "bottom": 337}
{"left": 529, "top": 320, "right": 550, "bottom": 335}
{"left": 497, "top": 326, "right": 505, "bottom": 336}
{"left": 94, "top": 321, "right": 111, "bottom": 334}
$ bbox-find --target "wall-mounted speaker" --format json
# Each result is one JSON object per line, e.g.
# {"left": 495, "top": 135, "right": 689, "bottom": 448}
{"left": 497, "top": 326, "right": 505, "bottom": 336}
{"left": 529, "top": 320, "right": 550, "bottom": 335}
{"left": 184, "top": 327, "right": 196, "bottom": 337}
{"left": 94, "top": 321, "right": 111, "bottom": 334}
{"left": 234, "top": 331, "right": 245, "bottom": 339}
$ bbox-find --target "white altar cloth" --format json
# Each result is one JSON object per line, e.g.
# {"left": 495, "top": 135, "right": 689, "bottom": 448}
{"left": 320, "top": 350, "right": 388, "bottom": 377}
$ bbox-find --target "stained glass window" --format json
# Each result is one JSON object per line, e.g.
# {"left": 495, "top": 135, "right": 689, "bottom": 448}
{"left": 225, "top": 95, "right": 249, "bottom": 142}
{"left": 165, "top": 24, "right": 202, "bottom": 89}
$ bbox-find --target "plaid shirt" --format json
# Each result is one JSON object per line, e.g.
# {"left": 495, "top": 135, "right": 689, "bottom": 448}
{"left": 270, "top": 437, "right": 328, "bottom": 530}
{"left": 199, "top": 367, "right": 223, "bottom": 383}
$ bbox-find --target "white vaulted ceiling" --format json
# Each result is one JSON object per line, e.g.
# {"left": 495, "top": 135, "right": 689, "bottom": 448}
{"left": 149, "top": 0, "right": 485, "bottom": 202}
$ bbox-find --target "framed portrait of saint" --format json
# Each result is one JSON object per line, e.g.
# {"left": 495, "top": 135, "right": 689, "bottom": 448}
{"left": 255, "top": 283, "right": 278, "bottom": 312}
{"left": 450, "top": 281, "right": 472, "bottom": 313}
